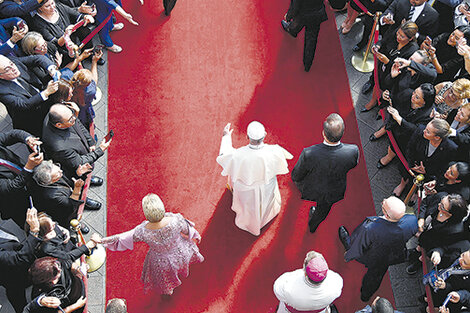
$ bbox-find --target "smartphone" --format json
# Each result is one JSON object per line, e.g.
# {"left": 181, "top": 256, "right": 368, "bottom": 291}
{"left": 104, "top": 129, "right": 114, "bottom": 142}
{"left": 93, "top": 44, "right": 104, "bottom": 55}
{"left": 17, "top": 20, "right": 26, "bottom": 30}
{"left": 36, "top": 144, "right": 41, "bottom": 154}
{"left": 53, "top": 71, "right": 60, "bottom": 82}
{"left": 29, "top": 196, "right": 34, "bottom": 209}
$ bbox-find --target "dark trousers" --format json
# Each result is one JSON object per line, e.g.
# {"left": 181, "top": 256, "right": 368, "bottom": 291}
{"left": 356, "top": 15, "right": 373, "bottom": 48}
{"left": 163, "top": 0, "right": 177, "bottom": 15}
{"left": 308, "top": 200, "right": 333, "bottom": 232}
{"left": 360, "top": 264, "right": 389, "bottom": 302}
{"left": 284, "top": 19, "right": 321, "bottom": 71}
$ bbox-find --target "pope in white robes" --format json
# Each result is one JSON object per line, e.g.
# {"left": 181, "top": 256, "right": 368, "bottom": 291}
{"left": 216, "top": 121, "right": 293, "bottom": 236}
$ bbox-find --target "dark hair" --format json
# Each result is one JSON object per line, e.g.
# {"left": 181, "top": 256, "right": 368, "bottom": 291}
{"left": 456, "top": 25, "right": 470, "bottom": 43}
{"left": 400, "top": 21, "right": 418, "bottom": 40}
{"left": 49, "top": 79, "right": 73, "bottom": 104}
{"left": 372, "top": 297, "right": 394, "bottom": 313}
{"left": 106, "top": 299, "right": 128, "bottom": 313}
{"left": 454, "top": 161, "right": 470, "bottom": 182}
{"left": 420, "top": 83, "right": 436, "bottom": 108}
{"left": 38, "top": 212, "right": 54, "bottom": 238}
{"left": 447, "top": 193, "right": 468, "bottom": 222}
{"left": 323, "top": 113, "right": 344, "bottom": 143}
{"left": 429, "top": 118, "right": 450, "bottom": 138}
{"left": 29, "top": 257, "right": 61, "bottom": 290}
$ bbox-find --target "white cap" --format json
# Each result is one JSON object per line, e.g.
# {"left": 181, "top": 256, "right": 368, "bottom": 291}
{"left": 247, "top": 121, "right": 266, "bottom": 140}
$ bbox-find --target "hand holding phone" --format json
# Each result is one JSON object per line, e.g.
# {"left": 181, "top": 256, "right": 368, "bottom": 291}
{"left": 17, "top": 20, "right": 26, "bottom": 30}
{"left": 104, "top": 129, "right": 114, "bottom": 142}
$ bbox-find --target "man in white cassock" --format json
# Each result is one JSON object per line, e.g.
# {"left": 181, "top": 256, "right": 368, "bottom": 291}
{"left": 216, "top": 121, "right": 293, "bottom": 236}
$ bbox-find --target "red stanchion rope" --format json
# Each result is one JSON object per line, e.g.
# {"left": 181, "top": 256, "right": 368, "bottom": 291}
{"left": 79, "top": 12, "right": 113, "bottom": 49}
{"left": 351, "top": 0, "right": 374, "bottom": 16}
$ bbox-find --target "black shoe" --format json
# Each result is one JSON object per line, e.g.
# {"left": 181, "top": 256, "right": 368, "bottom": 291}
{"left": 281, "top": 20, "right": 297, "bottom": 38}
{"left": 352, "top": 45, "right": 361, "bottom": 52}
{"left": 308, "top": 206, "right": 316, "bottom": 233}
{"left": 406, "top": 262, "right": 421, "bottom": 275}
{"left": 85, "top": 198, "right": 102, "bottom": 210}
{"left": 90, "top": 176, "right": 103, "bottom": 187}
{"left": 338, "top": 226, "right": 351, "bottom": 250}
{"left": 330, "top": 304, "right": 338, "bottom": 313}
{"left": 97, "top": 58, "right": 106, "bottom": 66}
{"left": 369, "top": 133, "right": 380, "bottom": 141}
{"left": 281, "top": 19, "right": 289, "bottom": 32}
{"left": 377, "top": 159, "right": 388, "bottom": 169}
{"left": 360, "top": 293, "right": 371, "bottom": 302}
{"left": 80, "top": 223, "right": 90, "bottom": 234}
{"left": 361, "top": 81, "right": 373, "bottom": 94}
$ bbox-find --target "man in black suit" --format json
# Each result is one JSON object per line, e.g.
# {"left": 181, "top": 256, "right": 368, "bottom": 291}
{"left": 380, "top": 0, "right": 439, "bottom": 44}
{"left": 0, "top": 55, "right": 59, "bottom": 136}
{"left": 0, "top": 129, "right": 42, "bottom": 226}
{"left": 291, "top": 113, "right": 359, "bottom": 233}
{"left": 0, "top": 208, "right": 41, "bottom": 312}
{"left": 42, "top": 103, "right": 111, "bottom": 209}
{"left": 339, "top": 197, "right": 418, "bottom": 302}
{"left": 31, "top": 160, "right": 91, "bottom": 231}
{"left": 0, "top": 0, "right": 44, "bottom": 21}
{"left": 281, "top": 0, "right": 328, "bottom": 72}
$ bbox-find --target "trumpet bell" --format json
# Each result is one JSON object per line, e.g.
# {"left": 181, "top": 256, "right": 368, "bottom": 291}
{"left": 86, "top": 244, "right": 106, "bottom": 273}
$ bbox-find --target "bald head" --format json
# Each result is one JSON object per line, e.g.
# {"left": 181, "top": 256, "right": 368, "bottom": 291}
{"left": 0, "top": 55, "right": 20, "bottom": 80}
{"left": 48, "top": 104, "right": 75, "bottom": 129}
{"left": 382, "top": 196, "right": 406, "bottom": 221}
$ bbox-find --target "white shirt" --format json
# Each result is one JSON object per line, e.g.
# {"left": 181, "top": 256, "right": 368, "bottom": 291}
{"left": 274, "top": 269, "right": 343, "bottom": 313}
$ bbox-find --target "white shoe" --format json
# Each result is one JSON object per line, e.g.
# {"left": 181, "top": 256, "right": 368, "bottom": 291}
{"left": 107, "top": 44, "right": 122, "bottom": 53}
{"left": 111, "top": 23, "right": 124, "bottom": 31}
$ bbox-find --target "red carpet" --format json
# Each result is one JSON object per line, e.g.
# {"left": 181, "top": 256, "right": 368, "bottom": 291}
{"left": 106, "top": 0, "right": 394, "bottom": 311}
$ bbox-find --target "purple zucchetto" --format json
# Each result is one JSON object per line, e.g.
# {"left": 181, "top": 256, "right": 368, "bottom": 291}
{"left": 305, "top": 257, "right": 328, "bottom": 282}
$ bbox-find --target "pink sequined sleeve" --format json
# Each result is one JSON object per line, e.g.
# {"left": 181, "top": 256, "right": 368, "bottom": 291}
{"left": 102, "top": 228, "right": 136, "bottom": 251}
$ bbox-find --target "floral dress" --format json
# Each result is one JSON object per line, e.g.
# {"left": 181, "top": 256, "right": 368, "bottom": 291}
{"left": 102, "top": 212, "right": 204, "bottom": 294}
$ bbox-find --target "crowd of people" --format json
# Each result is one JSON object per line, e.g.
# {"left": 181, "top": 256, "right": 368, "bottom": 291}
{"left": 336, "top": 0, "right": 470, "bottom": 310}
{"left": 0, "top": 0, "right": 141, "bottom": 310}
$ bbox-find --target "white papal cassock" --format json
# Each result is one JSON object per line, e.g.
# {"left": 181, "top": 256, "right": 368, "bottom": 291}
{"left": 216, "top": 134, "right": 292, "bottom": 236}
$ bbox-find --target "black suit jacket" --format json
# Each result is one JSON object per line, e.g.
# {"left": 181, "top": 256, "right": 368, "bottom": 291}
{"left": 381, "top": 0, "right": 439, "bottom": 43}
{"left": 30, "top": 176, "right": 83, "bottom": 227}
{"left": 0, "top": 218, "right": 41, "bottom": 313}
{"left": 406, "top": 125, "right": 458, "bottom": 179}
{"left": 291, "top": 142, "right": 359, "bottom": 203}
{"left": 345, "top": 215, "right": 418, "bottom": 268}
{"left": 0, "top": 55, "right": 54, "bottom": 136}
{"left": 42, "top": 115, "right": 103, "bottom": 180}
{"left": 286, "top": 0, "right": 328, "bottom": 25}
{"left": 0, "top": 130, "right": 33, "bottom": 226}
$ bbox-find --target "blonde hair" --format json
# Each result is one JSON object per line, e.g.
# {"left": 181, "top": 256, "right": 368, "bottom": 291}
{"left": 71, "top": 69, "right": 93, "bottom": 87}
{"left": 452, "top": 78, "right": 470, "bottom": 99}
{"left": 21, "top": 32, "right": 44, "bottom": 55}
{"left": 142, "top": 193, "right": 165, "bottom": 222}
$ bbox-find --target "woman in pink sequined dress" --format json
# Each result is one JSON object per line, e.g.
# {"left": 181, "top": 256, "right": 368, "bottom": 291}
{"left": 100, "top": 194, "right": 204, "bottom": 294}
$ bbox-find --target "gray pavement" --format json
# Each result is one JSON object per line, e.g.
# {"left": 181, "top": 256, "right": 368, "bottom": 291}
{"left": 0, "top": 14, "right": 429, "bottom": 312}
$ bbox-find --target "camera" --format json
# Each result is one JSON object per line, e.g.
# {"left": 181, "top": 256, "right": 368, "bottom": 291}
{"left": 93, "top": 44, "right": 104, "bottom": 55}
